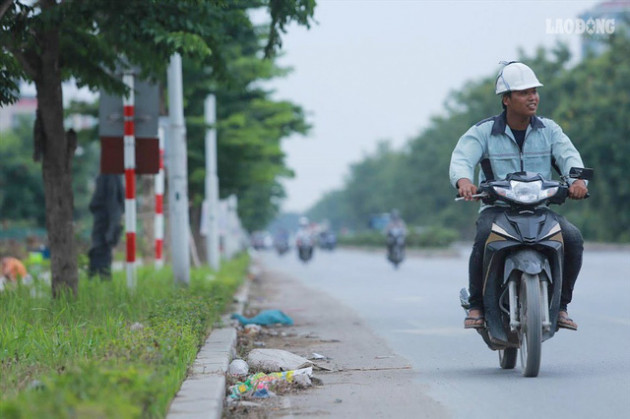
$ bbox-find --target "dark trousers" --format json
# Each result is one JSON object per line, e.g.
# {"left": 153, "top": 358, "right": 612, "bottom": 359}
{"left": 88, "top": 214, "right": 114, "bottom": 281}
{"left": 88, "top": 245, "right": 113, "bottom": 280}
{"left": 468, "top": 207, "right": 583, "bottom": 311}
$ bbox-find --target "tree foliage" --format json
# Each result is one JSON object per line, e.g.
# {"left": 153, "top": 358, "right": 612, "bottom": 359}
{"left": 0, "top": 113, "right": 98, "bottom": 230}
{"left": 0, "top": 119, "right": 45, "bottom": 225}
{"left": 182, "top": 16, "right": 311, "bottom": 231}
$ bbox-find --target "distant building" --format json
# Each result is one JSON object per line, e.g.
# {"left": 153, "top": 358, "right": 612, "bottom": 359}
{"left": 579, "top": 0, "right": 630, "bottom": 58}
{"left": 0, "top": 95, "right": 37, "bottom": 132}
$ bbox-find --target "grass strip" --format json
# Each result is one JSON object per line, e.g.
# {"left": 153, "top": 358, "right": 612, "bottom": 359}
{"left": 0, "top": 253, "right": 248, "bottom": 418}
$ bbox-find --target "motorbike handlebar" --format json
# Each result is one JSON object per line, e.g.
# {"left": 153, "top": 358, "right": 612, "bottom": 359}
{"left": 454, "top": 193, "right": 488, "bottom": 201}
{"left": 455, "top": 169, "right": 592, "bottom": 204}
{"left": 455, "top": 182, "right": 574, "bottom": 206}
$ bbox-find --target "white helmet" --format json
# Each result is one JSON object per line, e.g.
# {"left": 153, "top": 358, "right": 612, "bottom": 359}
{"left": 495, "top": 62, "right": 543, "bottom": 95}
{"left": 299, "top": 216, "right": 309, "bottom": 227}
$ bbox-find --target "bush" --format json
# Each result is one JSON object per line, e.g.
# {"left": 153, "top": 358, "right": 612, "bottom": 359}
{"left": 337, "top": 231, "right": 384, "bottom": 247}
{"left": 407, "top": 226, "right": 459, "bottom": 248}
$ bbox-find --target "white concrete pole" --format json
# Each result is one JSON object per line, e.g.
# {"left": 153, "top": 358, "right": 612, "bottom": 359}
{"left": 167, "top": 53, "right": 190, "bottom": 285}
{"left": 226, "top": 195, "right": 238, "bottom": 259}
{"left": 204, "top": 95, "right": 220, "bottom": 270}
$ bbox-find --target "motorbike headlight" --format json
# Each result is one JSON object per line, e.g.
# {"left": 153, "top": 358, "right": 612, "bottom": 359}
{"left": 493, "top": 181, "right": 558, "bottom": 204}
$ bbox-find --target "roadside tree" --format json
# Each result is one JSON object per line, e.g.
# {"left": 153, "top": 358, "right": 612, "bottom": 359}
{"left": 0, "top": 0, "right": 315, "bottom": 297}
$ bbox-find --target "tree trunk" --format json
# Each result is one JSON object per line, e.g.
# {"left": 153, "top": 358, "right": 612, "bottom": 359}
{"left": 34, "top": 21, "right": 78, "bottom": 298}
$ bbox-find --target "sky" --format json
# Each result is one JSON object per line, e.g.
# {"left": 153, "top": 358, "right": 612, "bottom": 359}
{"left": 267, "top": 0, "right": 604, "bottom": 213}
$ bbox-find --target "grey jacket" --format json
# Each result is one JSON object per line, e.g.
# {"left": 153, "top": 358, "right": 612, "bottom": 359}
{"left": 449, "top": 111, "right": 585, "bottom": 209}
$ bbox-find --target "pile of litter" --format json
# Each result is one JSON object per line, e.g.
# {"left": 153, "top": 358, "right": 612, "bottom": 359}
{"left": 227, "top": 307, "right": 332, "bottom": 405}
{"left": 227, "top": 366, "right": 313, "bottom": 400}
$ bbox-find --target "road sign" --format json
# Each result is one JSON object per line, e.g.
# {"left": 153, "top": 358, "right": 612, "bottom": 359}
{"left": 99, "top": 77, "right": 160, "bottom": 174}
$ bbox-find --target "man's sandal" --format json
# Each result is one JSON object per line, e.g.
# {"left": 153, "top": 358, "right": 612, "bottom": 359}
{"left": 464, "top": 309, "right": 485, "bottom": 329}
{"left": 557, "top": 311, "right": 578, "bottom": 331}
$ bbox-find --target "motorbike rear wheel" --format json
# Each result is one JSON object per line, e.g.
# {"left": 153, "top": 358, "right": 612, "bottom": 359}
{"left": 499, "top": 347, "right": 517, "bottom": 369}
{"left": 519, "top": 273, "right": 543, "bottom": 377}
{"left": 388, "top": 245, "right": 404, "bottom": 268}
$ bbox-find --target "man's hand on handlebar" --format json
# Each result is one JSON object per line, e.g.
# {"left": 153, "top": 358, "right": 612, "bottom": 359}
{"left": 457, "top": 178, "right": 478, "bottom": 201}
{"left": 569, "top": 179, "right": 588, "bottom": 200}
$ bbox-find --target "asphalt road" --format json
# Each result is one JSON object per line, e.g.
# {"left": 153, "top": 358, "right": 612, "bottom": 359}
{"left": 259, "top": 245, "right": 630, "bottom": 419}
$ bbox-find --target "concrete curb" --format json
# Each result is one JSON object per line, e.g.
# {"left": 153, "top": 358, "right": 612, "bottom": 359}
{"left": 167, "top": 280, "right": 250, "bottom": 419}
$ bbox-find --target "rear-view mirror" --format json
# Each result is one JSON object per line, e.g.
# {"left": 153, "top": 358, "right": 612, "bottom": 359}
{"left": 569, "top": 167, "right": 594, "bottom": 181}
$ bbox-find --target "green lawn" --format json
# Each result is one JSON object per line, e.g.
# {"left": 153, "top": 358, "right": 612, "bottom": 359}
{"left": 0, "top": 254, "right": 248, "bottom": 418}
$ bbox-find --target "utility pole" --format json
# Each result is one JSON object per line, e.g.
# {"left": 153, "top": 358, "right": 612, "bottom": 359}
{"left": 167, "top": 53, "right": 190, "bottom": 285}
{"left": 204, "top": 95, "right": 220, "bottom": 270}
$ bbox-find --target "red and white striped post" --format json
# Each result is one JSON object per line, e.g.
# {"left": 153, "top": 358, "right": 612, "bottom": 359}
{"left": 154, "top": 125, "right": 165, "bottom": 268}
{"left": 123, "top": 72, "right": 137, "bottom": 287}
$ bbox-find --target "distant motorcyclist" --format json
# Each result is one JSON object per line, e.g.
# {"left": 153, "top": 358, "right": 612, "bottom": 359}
{"left": 449, "top": 61, "right": 588, "bottom": 330}
{"left": 295, "top": 216, "right": 314, "bottom": 261}
{"left": 385, "top": 210, "right": 407, "bottom": 250}
{"left": 295, "top": 216, "right": 311, "bottom": 242}
{"left": 274, "top": 228, "right": 290, "bottom": 255}
{"left": 318, "top": 229, "right": 337, "bottom": 250}
{"left": 385, "top": 209, "right": 407, "bottom": 246}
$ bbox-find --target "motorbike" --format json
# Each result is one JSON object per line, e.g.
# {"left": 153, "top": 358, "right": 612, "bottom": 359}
{"left": 386, "top": 227, "right": 406, "bottom": 269}
{"left": 319, "top": 231, "right": 337, "bottom": 251}
{"left": 296, "top": 235, "right": 314, "bottom": 263}
{"left": 458, "top": 167, "right": 593, "bottom": 377}
{"left": 274, "top": 238, "right": 289, "bottom": 256}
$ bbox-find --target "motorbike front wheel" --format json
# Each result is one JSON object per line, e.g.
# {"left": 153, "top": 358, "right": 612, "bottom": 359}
{"left": 519, "top": 273, "right": 543, "bottom": 377}
{"left": 499, "top": 347, "right": 517, "bottom": 369}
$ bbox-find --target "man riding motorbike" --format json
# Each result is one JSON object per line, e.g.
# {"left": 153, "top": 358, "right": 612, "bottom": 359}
{"left": 449, "top": 61, "right": 588, "bottom": 331}
{"left": 274, "top": 228, "right": 290, "bottom": 255}
{"left": 385, "top": 209, "right": 407, "bottom": 256}
{"left": 295, "top": 216, "right": 314, "bottom": 261}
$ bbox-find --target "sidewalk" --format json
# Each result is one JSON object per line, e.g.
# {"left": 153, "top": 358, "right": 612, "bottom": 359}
{"left": 168, "top": 255, "right": 448, "bottom": 418}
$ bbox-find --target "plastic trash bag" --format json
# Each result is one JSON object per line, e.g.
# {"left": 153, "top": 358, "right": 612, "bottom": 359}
{"left": 231, "top": 309, "right": 294, "bottom": 326}
{"left": 228, "top": 367, "right": 313, "bottom": 399}
{"left": 247, "top": 348, "right": 313, "bottom": 372}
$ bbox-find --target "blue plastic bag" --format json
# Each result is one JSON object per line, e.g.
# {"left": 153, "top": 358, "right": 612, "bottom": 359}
{"left": 231, "top": 309, "right": 294, "bottom": 326}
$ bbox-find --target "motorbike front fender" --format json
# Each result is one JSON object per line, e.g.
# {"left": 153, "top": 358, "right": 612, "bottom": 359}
{"left": 503, "top": 249, "right": 552, "bottom": 284}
